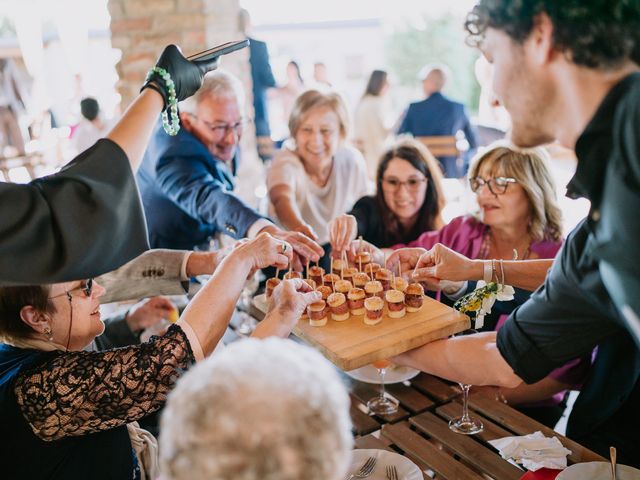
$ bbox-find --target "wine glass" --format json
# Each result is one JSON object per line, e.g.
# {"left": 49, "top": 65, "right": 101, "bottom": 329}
{"left": 236, "top": 271, "right": 261, "bottom": 335}
{"left": 366, "top": 359, "right": 399, "bottom": 415}
{"left": 449, "top": 328, "right": 484, "bottom": 435}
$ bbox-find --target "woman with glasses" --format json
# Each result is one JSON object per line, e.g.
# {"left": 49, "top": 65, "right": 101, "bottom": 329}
{"left": 329, "top": 138, "right": 445, "bottom": 252}
{"left": 386, "top": 142, "right": 589, "bottom": 427}
{"left": 267, "top": 90, "right": 370, "bottom": 267}
{"left": 0, "top": 233, "right": 321, "bottom": 480}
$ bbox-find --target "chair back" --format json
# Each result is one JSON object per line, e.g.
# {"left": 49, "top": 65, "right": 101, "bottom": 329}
{"left": 416, "top": 135, "right": 459, "bottom": 158}
{"left": 0, "top": 153, "right": 45, "bottom": 182}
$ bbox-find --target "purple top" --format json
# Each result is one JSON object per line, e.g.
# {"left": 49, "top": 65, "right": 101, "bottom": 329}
{"left": 394, "top": 215, "right": 590, "bottom": 406}
{"left": 397, "top": 214, "right": 562, "bottom": 259}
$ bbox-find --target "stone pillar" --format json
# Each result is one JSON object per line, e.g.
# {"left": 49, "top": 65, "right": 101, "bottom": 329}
{"left": 108, "top": 0, "right": 249, "bottom": 111}
{"left": 107, "top": 0, "right": 262, "bottom": 207}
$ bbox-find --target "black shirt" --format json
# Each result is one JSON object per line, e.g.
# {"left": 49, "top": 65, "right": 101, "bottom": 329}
{"left": 350, "top": 195, "right": 426, "bottom": 248}
{"left": 496, "top": 73, "right": 640, "bottom": 465}
{"left": 0, "top": 139, "right": 149, "bottom": 285}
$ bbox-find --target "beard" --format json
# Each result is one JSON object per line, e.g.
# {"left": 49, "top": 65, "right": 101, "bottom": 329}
{"left": 502, "top": 76, "right": 557, "bottom": 148}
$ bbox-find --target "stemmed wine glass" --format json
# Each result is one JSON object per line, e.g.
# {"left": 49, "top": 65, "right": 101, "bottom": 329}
{"left": 449, "top": 328, "right": 483, "bottom": 435}
{"left": 366, "top": 359, "right": 399, "bottom": 415}
{"left": 236, "top": 271, "right": 261, "bottom": 335}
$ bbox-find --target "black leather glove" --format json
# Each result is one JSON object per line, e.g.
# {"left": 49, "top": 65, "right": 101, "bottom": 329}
{"left": 142, "top": 44, "right": 219, "bottom": 107}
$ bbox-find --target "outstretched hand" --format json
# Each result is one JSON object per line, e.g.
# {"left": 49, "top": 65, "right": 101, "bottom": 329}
{"left": 412, "top": 244, "right": 478, "bottom": 283}
{"left": 254, "top": 279, "right": 322, "bottom": 338}
{"left": 147, "top": 44, "right": 219, "bottom": 104}
{"left": 329, "top": 214, "right": 358, "bottom": 254}
{"left": 266, "top": 227, "right": 324, "bottom": 271}
{"left": 126, "top": 296, "right": 177, "bottom": 333}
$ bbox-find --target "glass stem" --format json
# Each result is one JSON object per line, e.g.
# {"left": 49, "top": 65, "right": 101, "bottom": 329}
{"left": 379, "top": 368, "right": 387, "bottom": 401}
{"left": 461, "top": 383, "right": 471, "bottom": 421}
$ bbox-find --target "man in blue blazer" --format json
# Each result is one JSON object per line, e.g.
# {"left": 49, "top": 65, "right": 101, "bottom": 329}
{"left": 240, "top": 9, "right": 277, "bottom": 161}
{"left": 398, "top": 64, "right": 478, "bottom": 177}
{"left": 137, "top": 71, "right": 322, "bottom": 268}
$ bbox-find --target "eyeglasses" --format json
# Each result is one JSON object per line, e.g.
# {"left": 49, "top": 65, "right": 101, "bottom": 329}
{"left": 381, "top": 177, "right": 427, "bottom": 192}
{"left": 49, "top": 279, "right": 93, "bottom": 300}
{"left": 469, "top": 176, "right": 517, "bottom": 195}
{"left": 192, "top": 115, "right": 246, "bottom": 139}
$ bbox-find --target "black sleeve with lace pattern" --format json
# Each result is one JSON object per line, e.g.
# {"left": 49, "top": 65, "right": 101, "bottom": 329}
{"left": 14, "top": 324, "right": 195, "bottom": 441}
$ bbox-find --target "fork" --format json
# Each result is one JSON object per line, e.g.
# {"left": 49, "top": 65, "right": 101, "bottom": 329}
{"left": 386, "top": 465, "right": 399, "bottom": 480}
{"left": 346, "top": 456, "right": 377, "bottom": 479}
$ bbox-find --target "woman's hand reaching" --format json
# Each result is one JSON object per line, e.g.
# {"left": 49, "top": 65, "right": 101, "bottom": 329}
{"left": 232, "top": 232, "right": 292, "bottom": 271}
{"left": 254, "top": 279, "right": 321, "bottom": 338}
{"left": 328, "top": 214, "right": 358, "bottom": 254}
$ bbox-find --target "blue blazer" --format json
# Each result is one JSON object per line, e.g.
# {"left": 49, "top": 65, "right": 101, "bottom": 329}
{"left": 398, "top": 92, "right": 478, "bottom": 177}
{"left": 249, "top": 37, "right": 276, "bottom": 137}
{"left": 137, "top": 120, "right": 263, "bottom": 250}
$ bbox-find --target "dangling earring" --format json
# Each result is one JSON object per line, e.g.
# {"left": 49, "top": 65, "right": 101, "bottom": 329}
{"left": 43, "top": 326, "right": 54, "bottom": 342}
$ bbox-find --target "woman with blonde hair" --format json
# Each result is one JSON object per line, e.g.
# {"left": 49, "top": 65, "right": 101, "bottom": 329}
{"left": 268, "top": 89, "right": 370, "bottom": 266}
{"left": 385, "top": 141, "right": 590, "bottom": 427}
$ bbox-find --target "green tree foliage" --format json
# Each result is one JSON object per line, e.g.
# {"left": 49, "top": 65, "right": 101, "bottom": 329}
{"left": 385, "top": 13, "right": 481, "bottom": 112}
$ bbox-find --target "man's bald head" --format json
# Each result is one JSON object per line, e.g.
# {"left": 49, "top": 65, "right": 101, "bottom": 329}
{"left": 419, "top": 64, "right": 450, "bottom": 96}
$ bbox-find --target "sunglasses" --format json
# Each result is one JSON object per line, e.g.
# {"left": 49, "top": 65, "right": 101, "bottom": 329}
{"left": 49, "top": 278, "right": 93, "bottom": 300}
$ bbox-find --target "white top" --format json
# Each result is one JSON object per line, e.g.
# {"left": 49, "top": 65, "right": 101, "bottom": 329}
{"left": 267, "top": 145, "right": 371, "bottom": 244}
{"left": 73, "top": 118, "right": 115, "bottom": 154}
{"left": 353, "top": 95, "right": 393, "bottom": 180}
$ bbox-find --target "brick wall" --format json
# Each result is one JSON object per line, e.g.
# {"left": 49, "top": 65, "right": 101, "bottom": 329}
{"left": 107, "top": 0, "right": 263, "bottom": 208}
{"left": 108, "top": 0, "right": 250, "bottom": 111}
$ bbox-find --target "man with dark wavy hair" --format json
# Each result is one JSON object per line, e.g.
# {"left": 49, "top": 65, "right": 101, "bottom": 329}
{"left": 390, "top": 0, "right": 640, "bottom": 465}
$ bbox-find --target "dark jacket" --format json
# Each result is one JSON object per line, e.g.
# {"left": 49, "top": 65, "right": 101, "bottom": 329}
{"left": 398, "top": 92, "right": 477, "bottom": 177}
{"left": 137, "top": 120, "right": 263, "bottom": 250}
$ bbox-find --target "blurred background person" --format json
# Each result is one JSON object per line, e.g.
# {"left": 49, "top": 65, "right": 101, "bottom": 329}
{"left": 239, "top": 8, "right": 277, "bottom": 162}
{"left": 0, "top": 58, "right": 28, "bottom": 156}
{"left": 276, "top": 60, "right": 305, "bottom": 144}
{"left": 312, "top": 61, "right": 332, "bottom": 89}
{"left": 330, "top": 138, "right": 445, "bottom": 251}
{"left": 267, "top": 89, "right": 370, "bottom": 268}
{"left": 160, "top": 337, "right": 353, "bottom": 480}
{"left": 353, "top": 69, "right": 394, "bottom": 180}
{"left": 72, "top": 97, "right": 114, "bottom": 154}
{"left": 397, "top": 63, "right": 477, "bottom": 178}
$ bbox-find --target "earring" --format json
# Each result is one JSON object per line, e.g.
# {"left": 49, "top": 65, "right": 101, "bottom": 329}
{"left": 43, "top": 326, "right": 54, "bottom": 342}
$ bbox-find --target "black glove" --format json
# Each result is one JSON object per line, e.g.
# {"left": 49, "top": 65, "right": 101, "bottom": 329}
{"left": 142, "top": 44, "right": 219, "bottom": 107}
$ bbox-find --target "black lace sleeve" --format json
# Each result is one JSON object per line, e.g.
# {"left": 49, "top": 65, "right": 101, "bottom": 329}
{"left": 14, "top": 324, "right": 195, "bottom": 441}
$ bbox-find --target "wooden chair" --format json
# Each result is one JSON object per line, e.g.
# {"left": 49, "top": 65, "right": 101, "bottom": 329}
{"left": 415, "top": 135, "right": 460, "bottom": 158}
{"left": 0, "top": 153, "right": 45, "bottom": 182}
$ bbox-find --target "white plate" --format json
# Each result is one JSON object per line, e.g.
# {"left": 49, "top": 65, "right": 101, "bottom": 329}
{"left": 349, "top": 449, "right": 422, "bottom": 480}
{"left": 345, "top": 364, "right": 420, "bottom": 384}
{"left": 557, "top": 461, "right": 640, "bottom": 480}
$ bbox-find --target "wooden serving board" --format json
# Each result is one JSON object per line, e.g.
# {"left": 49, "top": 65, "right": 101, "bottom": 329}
{"left": 252, "top": 293, "right": 469, "bottom": 371}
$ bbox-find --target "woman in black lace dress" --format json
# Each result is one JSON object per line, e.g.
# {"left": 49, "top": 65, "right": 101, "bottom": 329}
{"left": 0, "top": 233, "right": 320, "bottom": 480}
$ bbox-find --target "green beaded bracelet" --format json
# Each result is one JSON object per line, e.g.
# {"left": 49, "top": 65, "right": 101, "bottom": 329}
{"left": 146, "top": 66, "right": 180, "bottom": 136}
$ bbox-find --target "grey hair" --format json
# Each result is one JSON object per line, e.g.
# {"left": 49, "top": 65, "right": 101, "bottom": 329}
{"left": 160, "top": 338, "right": 354, "bottom": 480}
{"left": 468, "top": 140, "right": 563, "bottom": 243}
{"left": 179, "top": 69, "right": 245, "bottom": 114}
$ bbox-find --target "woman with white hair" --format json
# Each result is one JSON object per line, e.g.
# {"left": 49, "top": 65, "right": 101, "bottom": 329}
{"left": 160, "top": 337, "right": 353, "bottom": 480}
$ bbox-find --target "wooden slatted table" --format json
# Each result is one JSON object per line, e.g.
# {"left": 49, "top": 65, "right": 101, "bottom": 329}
{"left": 348, "top": 373, "right": 605, "bottom": 480}
{"left": 228, "top": 307, "right": 605, "bottom": 479}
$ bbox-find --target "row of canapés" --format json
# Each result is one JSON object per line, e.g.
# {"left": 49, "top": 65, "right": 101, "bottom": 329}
{"left": 265, "top": 252, "right": 425, "bottom": 327}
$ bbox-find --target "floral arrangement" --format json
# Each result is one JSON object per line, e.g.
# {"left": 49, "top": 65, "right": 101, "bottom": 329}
{"left": 454, "top": 280, "right": 515, "bottom": 329}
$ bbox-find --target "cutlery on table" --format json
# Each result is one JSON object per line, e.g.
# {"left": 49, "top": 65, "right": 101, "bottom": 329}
{"left": 610, "top": 446, "right": 617, "bottom": 480}
{"left": 386, "top": 464, "right": 399, "bottom": 480}
{"left": 347, "top": 456, "right": 377, "bottom": 479}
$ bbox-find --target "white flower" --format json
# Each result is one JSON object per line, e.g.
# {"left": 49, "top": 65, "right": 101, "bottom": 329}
{"left": 496, "top": 284, "right": 515, "bottom": 301}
